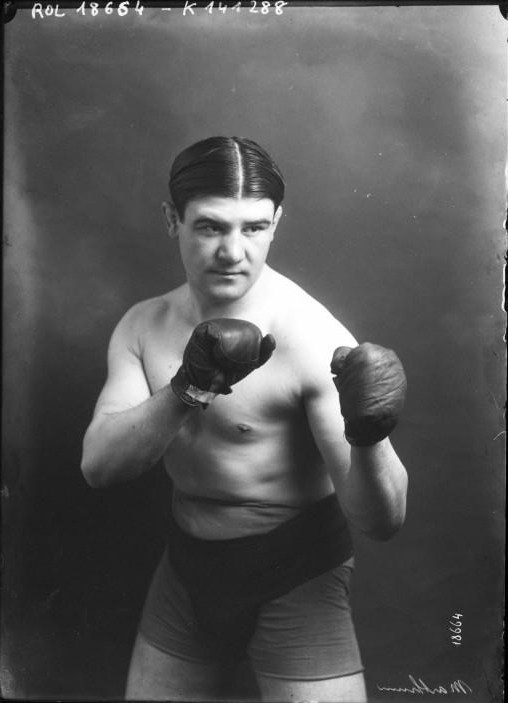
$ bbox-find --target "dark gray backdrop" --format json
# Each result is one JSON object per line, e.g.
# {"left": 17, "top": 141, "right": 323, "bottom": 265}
{"left": 2, "top": 4, "right": 505, "bottom": 701}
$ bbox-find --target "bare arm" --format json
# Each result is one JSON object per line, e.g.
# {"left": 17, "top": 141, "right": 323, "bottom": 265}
{"left": 81, "top": 305, "right": 193, "bottom": 488}
{"left": 302, "top": 324, "right": 408, "bottom": 540}
{"left": 346, "top": 441, "right": 407, "bottom": 540}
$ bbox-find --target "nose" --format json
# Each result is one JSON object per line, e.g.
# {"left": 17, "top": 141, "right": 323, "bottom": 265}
{"left": 216, "top": 230, "right": 245, "bottom": 265}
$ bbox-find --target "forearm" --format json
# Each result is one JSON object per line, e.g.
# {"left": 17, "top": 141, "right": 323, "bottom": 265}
{"left": 81, "top": 385, "right": 193, "bottom": 488}
{"left": 344, "top": 439, "right": 408, "bottom": 540}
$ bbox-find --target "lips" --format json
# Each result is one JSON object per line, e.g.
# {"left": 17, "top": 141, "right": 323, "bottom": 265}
{"left": 210, "top": 270, "right": 244, "bottom": 276}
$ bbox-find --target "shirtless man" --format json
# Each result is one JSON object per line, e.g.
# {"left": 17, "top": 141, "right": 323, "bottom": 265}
{"left": 81, "top": 136, "right": 408, "bottom": 702}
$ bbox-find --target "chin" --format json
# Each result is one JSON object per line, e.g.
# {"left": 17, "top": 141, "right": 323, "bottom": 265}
{"left": 208, "top": 289, "right": 247, "bottom": 304}
{"left": 206, "top": 280, "right": 250, "bottom": 301}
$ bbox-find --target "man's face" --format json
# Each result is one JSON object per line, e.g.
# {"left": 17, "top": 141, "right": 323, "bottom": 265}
{"left": 173, "top": 196, "right": 281, "bottom": 304}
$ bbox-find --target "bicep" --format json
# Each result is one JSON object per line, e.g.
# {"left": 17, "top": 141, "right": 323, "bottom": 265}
{"left": 92, "top": 316, "right": 151, "bottom": 419}
{"left": 304, "top": 380, "right": 350, "bottom": 490}
{"left": 300, "top": 316, "right": 358, "bottom": 487}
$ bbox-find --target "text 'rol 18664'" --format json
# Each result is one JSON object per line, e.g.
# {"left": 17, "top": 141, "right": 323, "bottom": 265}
{"left": 32, "top": 2, "right": 144, "bottom": 19}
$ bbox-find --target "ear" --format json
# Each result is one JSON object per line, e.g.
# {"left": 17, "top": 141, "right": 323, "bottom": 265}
{"left": 272, "top": 205, "right": 283, "bottom": 231}
{"left": 161, "top": 200, "right": 180, "bottom": 239}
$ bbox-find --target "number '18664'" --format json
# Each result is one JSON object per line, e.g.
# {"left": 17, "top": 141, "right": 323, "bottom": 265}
{"left": 449, "top": 613, "right": 463, "bottom": 646}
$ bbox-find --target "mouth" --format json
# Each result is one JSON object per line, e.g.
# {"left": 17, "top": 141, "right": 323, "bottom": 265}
{"left": 209, "top": 270, "right": 244, "bottom": 277}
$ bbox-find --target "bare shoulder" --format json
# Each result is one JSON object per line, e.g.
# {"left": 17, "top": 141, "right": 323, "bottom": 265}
{"left": 269, "top": 270, "right": 356, "bottom": 351}
{"left": 110, "top": 289, "right": 179, "bottom": 357}
{"left": 267, "top": 270, "right": 357, "bottom": 390}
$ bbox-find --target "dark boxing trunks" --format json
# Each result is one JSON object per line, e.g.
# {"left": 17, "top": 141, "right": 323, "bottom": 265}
{"left": 138, "top": 493, "right": 364, "bottom": 678}
{"left": 166, "top": 493, "right": 353, "bottom": 653}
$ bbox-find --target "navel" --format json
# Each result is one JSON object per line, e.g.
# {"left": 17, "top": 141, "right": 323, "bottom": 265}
{"left": 237, "top": 423, "right": 252, "bottom": 433}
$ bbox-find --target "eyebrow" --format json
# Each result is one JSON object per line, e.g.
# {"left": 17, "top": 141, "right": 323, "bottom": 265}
{"left": 193, "top": 216, "right": 272, "bottom": 227}
{"left": 193, "top": 217, "right": 225, "bottom": 226}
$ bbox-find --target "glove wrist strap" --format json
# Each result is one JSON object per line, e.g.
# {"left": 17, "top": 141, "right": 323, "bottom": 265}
{"left": 171, "top": 367, "right": 217, "bottom": 408}
{"left": 344, "top": 419, "right": 392, "bottom": 447}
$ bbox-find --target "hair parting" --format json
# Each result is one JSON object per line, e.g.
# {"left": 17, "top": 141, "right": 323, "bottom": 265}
{"left": 169, "top": 136, "right": 285, "bottom": 220}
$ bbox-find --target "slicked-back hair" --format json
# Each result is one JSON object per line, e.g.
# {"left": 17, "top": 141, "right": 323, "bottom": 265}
{"left": 169, "top": 136, "right": 285, "bottom": 220}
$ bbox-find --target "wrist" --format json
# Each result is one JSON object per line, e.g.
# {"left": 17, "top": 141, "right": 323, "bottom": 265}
{"left": 344, "top": 416, "right": 396, "bottom": 447}
{"left": 349, "top": 439, "right": 393, "bottom": 468}
{"left": 170, "top": 366, "right": 217, "bottom": 408}
{"left": 350, "top": 439, "right": 386, "bottom": 454}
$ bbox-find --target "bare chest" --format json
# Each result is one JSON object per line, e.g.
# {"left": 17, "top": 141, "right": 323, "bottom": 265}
{"left": 136, "top": 306, "right": 334, "bottom": 517}
{"left": 141, "top": 330, "right": 303, "bottom": 441}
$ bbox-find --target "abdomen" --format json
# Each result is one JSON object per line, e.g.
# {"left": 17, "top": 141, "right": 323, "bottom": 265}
{"left": 164, "top": 395, "right": 334, "bottom": 535}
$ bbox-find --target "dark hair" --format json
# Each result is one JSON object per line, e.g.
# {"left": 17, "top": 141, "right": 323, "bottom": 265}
{"left": 169, "top": 136, "right": 285, "bottom": 220}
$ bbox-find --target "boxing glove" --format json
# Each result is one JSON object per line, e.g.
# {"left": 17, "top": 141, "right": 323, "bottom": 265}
{"left": 171, "top": 318, "right": 276, "bottom": 408}
{"left": 330, "top": 342, "right": 407, "bottom": 447}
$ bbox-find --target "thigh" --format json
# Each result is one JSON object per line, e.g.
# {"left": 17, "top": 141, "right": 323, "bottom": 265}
{"left": 257, "top": 671, "right": 366, "bottom": 703}
{"left": 127, "top": 549, "right": 238, "bottom": 700}
{"left": 125, "top": 632, "right": 226, "bottom": 701}
{"left": 249, "top": 561, "right": 364, "bottom": 683}
{"left": 137, "top": 547, "right": 233, "bottom": 666}
{"left": 258, "top": 673, "right": 367, "bottom": 703}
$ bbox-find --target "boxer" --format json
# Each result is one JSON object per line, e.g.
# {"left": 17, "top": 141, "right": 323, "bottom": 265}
{"left": 81, "top": 136, "right": 408, "bottom": 702}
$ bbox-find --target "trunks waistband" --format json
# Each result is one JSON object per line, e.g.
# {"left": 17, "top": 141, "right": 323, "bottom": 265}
{"left": 169, "top": 492, "right": 350, "bottom": 556}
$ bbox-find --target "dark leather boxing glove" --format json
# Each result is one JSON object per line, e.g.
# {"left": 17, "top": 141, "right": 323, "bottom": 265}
{"left": 171, "top": 318, "right": 276, "bottom": 408}
{"left": 330, "top": 342, "right": 407, "bottom": 447}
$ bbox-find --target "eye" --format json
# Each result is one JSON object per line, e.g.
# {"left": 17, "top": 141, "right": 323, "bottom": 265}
{"left": 243, "top": 224, "right": 267, "bottom": 236}
{"left": 196, "top": 223, "right": 222, "bottom": 235}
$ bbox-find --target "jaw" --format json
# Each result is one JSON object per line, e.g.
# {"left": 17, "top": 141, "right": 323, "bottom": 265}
{"left": 199, "top": 277, "right": 252, "bottom": 306}
{"left": 186, "top": 268, "right": 268, "bottom": 317}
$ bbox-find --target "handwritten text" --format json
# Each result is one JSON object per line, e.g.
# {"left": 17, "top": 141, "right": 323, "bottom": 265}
{"left": 377, "top": 675, "right": 472, "bottom": 696}
{"left": 449, "top": 613, "right": 463, "bottom": 646}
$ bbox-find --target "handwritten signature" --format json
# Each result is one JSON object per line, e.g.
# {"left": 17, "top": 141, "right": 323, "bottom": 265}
{"left": 377, "top": 675, "right": 473, "bottom": 695}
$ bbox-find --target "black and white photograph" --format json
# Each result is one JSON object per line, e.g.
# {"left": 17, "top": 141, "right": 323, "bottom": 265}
{"left": 2, "top": 2, "right": 505, "bottom": 701}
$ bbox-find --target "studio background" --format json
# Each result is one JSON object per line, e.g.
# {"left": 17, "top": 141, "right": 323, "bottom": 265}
{"left": 2, "top": 5, "right": 505, "bottom": 701}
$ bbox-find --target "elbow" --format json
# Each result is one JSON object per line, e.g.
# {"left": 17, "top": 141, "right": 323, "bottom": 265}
{"left": 81, "top": 428, "right": 103, "bottom": 488}
{"left": 80, "top": 455, "right": 107, "bottom": 489}
{"left": 362, "top": 511, "right": 406, "bottom": 542}
{"left": 347, "top": 500, "right": 407, "bottom": 542}
{"left": 80, "top": 441, "right": 144, "bottom": 488}
{"left": 80, "top": 423, "right": 122, "bottom": 488}
{"left": 80, "top": 442, "right": 114, "bottom": 489}
{"left": 364, "top": 520, "right": 404, "bottom": 542}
